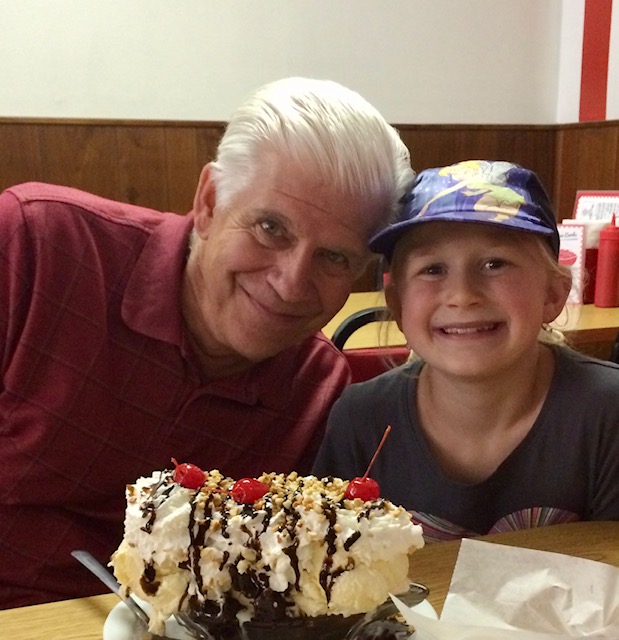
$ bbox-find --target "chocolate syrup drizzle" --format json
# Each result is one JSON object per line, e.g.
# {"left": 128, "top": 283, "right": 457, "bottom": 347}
{"left": 137, "top": 471, "right": 393, "bottom": 631}
{"left": 140, "top": 560, "right": 160, "bottom": 595}
{"left": 139, "top": 472, "right": 174, "bottom": 533}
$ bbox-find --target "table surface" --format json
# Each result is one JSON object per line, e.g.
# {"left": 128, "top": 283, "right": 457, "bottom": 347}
{"left": 322, "top": 292, "right": 619, "bottom": 351}
{"left": 2, "top": 520, "right": 617, "bottom": 640}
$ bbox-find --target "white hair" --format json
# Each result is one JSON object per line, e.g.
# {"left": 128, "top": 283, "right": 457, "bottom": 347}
{"left": 211, "top": 77, "right": 414, "bottom": 222}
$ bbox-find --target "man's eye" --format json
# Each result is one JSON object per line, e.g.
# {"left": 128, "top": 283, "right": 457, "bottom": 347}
{"left": 319, "top": 250, "right": 350, "bottom": 273}
{"left": 258, "top": 219, "right": 282, "bottom": 236}
{"left": 255, "top": 219, "right": 289, "bottom": 248}
{"left": 325, "top": 250, "right": 347, "bottom": 265}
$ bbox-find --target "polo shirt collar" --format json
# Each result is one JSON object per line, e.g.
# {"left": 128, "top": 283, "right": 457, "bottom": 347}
{"left": 122, "top": 212, "right": 193, "bottom": 345}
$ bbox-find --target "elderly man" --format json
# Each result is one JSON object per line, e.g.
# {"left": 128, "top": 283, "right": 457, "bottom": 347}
{"left": 0, "top": 77, "right": 414, "bottom": 608}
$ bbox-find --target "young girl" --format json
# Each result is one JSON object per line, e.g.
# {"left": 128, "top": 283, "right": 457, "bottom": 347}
{"left": 313, "top": 160, "right": 619, "bottom": 542}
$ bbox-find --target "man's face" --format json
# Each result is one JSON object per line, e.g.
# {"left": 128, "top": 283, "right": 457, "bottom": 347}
{"left": 183, "top": 154, "right": 385, "bottom": 366}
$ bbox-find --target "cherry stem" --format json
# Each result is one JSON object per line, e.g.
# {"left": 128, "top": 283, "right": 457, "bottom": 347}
{"left": 362, "top": 425, "right": 392, "bottom": 479}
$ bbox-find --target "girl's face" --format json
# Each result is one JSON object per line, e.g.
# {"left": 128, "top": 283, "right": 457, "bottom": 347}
{"left": 387, "top": 222, "right": 569, "bottom": 381}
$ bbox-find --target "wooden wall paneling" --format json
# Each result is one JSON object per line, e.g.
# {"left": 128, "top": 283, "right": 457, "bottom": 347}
{"left": 397, "top": 125, "right": 557, "bottom": 200}
{"left": 164, "top": 126, "right": 200, "bottom": 214}
{"left": 158, "top": 122, "right": 226, "bottom": 215}
{"left": 555, "top": 123, "right": 619, "bottom": 222}
{"left": 0, "top": 123, "right": 42, "bottom": 190}
{"left": 36, "top": 123, "right": 120, "bottom": 200}
{"left": 167, "top": 123, "right": 224, "bottom": 213}
{"left": 492, "top": 128, "right": 551, "bottom": 165}
{"left": 115, "top": 125, "right": 168, "bottom": 210}
{"left": 398, "top": 126, "right": 519, "bottom": 173}
{"left": 396, "top": 127, "right": 462, "bottom": 172}
{"left": 399, "top": 126, "right": 552, "bottom": 170}
{"left": 194, "top": 123, "right": 225, "bottom": 169}
{"left": 399, "top": 126, "right": 523, "bottom": 172}
{"left": 452, "top": 128, "right": 502, "bottom": 165}
{"left": 493, "top": 128, "right": 556, "bottom": 200}
{"left": 574, "top": 125, "right": 619, "bottom": 189}
{"left": 554, "top": 127, "right": 581, "bottom": 220}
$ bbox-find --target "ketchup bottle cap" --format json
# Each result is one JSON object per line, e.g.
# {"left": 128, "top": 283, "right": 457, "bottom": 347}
{"left": 601, "top": 214, "right": 619, "bottom": 238}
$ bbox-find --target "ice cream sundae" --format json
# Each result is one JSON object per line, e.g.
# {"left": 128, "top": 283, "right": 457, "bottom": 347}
{"left": 111, "top": 463, "right": 424, "bottom": 638}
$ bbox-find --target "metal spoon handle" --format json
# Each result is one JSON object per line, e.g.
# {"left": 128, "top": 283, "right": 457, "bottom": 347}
{"left": 71, "top": 549, "right": 151, "bottom": 627}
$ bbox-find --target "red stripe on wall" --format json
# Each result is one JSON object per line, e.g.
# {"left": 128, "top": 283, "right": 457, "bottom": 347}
{"left": 580, "top": 0, "right": 613, "bottom": 121}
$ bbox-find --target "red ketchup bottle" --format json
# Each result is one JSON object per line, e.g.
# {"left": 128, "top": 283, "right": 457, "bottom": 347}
{"left": 594, "top": 214, "right": 619, "bottom": 308}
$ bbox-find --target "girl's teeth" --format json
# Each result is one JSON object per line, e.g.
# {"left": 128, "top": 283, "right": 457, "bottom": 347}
{"left": 442, "top": 324, "right": 495, "bottom": 334}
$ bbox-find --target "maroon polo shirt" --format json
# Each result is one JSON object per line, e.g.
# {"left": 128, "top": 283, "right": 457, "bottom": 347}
{"left": 0, "top": 183, "right": 350, "bottom": 609}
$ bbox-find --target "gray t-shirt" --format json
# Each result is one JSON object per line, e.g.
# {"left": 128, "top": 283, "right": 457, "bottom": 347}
{"left": 313, "top": 347, "right": 619, "bottom": 541}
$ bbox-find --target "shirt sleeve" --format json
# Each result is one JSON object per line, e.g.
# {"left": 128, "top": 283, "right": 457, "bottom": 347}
{"left": 0, "top": 189, "right": 34, "bottom": 389}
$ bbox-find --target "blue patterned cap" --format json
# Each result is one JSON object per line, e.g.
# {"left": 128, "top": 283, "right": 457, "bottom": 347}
{"left": 370, "top": 160, "right": 560, "bottom": 261}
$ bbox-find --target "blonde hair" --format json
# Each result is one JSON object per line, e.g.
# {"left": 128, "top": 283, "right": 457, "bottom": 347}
{"left": 529, "top": 235, "right": 572, "bottom": 345}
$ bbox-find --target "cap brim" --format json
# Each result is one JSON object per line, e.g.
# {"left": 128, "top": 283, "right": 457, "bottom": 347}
{"left": 369, "top": 216, "right": 557, "bottom": 261}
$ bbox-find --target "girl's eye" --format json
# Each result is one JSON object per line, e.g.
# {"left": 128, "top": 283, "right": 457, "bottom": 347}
{"left": 420, "top": 263, "right": 445, "bottom": 276}
{"left": 483, "top": 258, "right": 508, "bottom": 270}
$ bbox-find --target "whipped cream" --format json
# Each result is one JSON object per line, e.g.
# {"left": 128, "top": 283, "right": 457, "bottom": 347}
{"left": 111, "top": 470, "right": 424, "bottom": 633}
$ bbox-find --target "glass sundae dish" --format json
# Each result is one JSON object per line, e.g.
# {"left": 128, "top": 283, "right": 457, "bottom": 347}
{"left": 179, "top": 582, "right": 428, "bottom": 639}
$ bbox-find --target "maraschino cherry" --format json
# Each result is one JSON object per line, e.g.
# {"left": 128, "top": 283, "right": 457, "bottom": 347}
{"left": 345, "top": 425, "right": 392, "bottom": 501}
{"left": 231, "top": 478, "right": 269, "bottom": 503}
{"left": 171, "top": 458, "right": 205, "bottom": 489}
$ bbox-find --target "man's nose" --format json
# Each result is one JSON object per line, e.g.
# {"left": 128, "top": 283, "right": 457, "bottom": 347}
{"left": 269, "top": 248, "right": 316, "bottom": 302}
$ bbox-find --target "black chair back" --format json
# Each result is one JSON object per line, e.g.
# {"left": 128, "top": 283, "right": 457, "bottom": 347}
{"left": 330, "top": 306, "right": 409, "bottom": 382}
{"left": 331, "top": 307, "right": 387, "bottom": 350}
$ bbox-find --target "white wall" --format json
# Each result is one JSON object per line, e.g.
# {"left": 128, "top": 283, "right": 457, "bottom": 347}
{"left": 556, "top": 1, "right": 585, "bottom": 123}
{"left": 0, "top": 0, "right": 592, "bottom": 125}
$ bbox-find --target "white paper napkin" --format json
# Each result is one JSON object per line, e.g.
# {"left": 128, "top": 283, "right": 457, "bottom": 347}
{"left": 392, "top": 538, "right": 619, "bottom": 639}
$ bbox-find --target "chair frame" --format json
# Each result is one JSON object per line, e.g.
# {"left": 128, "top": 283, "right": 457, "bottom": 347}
{"left": 331, "top": 306, "right": 387, "bottom": 350}
{"left": 609, "top": 329, "right": 619, "bottom": 363}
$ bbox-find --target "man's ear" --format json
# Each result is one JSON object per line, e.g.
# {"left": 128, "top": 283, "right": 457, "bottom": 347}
{"left": 192, "top": 163, "right": 218, "bottom": 239}
{"left": 384, "top": 281, "right": 404, "bottom": 332}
